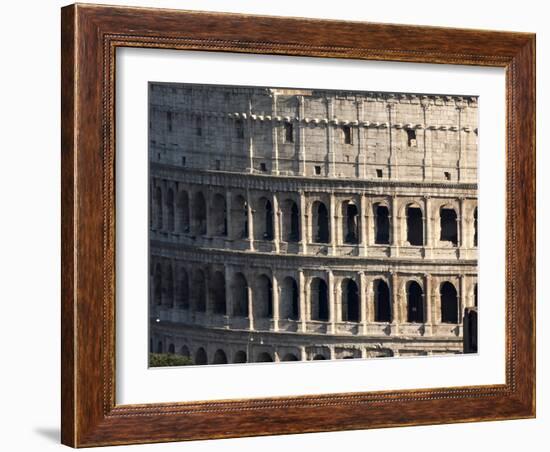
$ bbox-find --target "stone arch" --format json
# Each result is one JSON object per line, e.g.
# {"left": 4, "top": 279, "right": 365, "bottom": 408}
{"left": 374, "top": 203, "right": 390, "bottom": 245}
{"left": 176, "top": 267, "right": 189, "bottom": 309}
{"left": 192, "top": 191, "right": 207, "bottom": 235}
{"left": 312, "top": 201, "right": 329, "bottom": 243}
{"left": 341, "top": 278, "right": 360, "bottom": 322}
{"left": 342, "top": 201, "right": 359, "bottom": 244}
{"left": 192, "top": 268, "right": 206, "bottom": 312}
{"left": 195, "top": 347, "right": 207, "bottom": 365}
{"left": 440, "top": 206, "right": 458, "bottom": 246}
{"left": 165, "top": 188, "right": 175, "bottom": 232}
{"left": 282, "top": 198, "right": 300, "bottom": 242}
{"left": 312, "top": 354, "right": 327, "bottom": 360}
{"left": 176, "top": 190, "right": 190, "bottom": 233}
{"left": 373, "top": 279, "right": 391, "bottom": 322}
{"left": 254, "top": 274, "right": 273, "bottom": 319}
{"left": 231, "top": 194, "right": 248, "bottom": 239}
{"left": 213, "top": 349, "right": 228, "bottom": 364}
{"left": 210, "top": 193, "right": 227, "bottom": 237}
{"left": 233, "top": 351, "right": 247, "bottom": 364}
{"left": 440, "top": 281, "right": 459, "bottom": 324}
{"left": 282, "top": 353, "right": 299, "bottom": 361}
{"left": 407, "top": 280, "right": 424, "bottom": 323}
{"left": 280, "top": 276, "right": 299, "bottom": 320}
{"left": 255, "top": 197, "right": 274, "bottom": 241}
{"left": 256, "top": 352, "right": 273, "bottom": 362}
{"left": 180, "top": 345, "right": 190, "bottom": 359}
{"left": 210, "top": 271, "right": 226, "bottom": 315}
{"left": 232, "top": 272, "right": 249, "bottom": 317}
{"left": 154, "top": 186, "right": 163, "bottom": 230}
{"left": 310, "top": 277, "right": 329, "bottom": 321}
{"left": 406, "top": 203, "right": 424, "bottom": 246}
{"left": 153, "top": 263, "right": 162, "bottom": 306}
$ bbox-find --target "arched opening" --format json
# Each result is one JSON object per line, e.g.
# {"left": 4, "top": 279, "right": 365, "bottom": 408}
{"left": 177, "top": 190, "right": 190, "bottom": 233}
{"left": 213, "top": 349, "right": 228, "bottom": 364}
{"left": 176, "top": 267, "right": 189, "bottom": 309}
{"left": 192, "top": 269, "right": 206, "bottom": 312}
{"left": 407, "top": 281, "right": 424, "bottom": 323}
{"left": 153, "top": 263, "right": 162, "bottom": 306}
{"left": 474, "top": 283, "right": 478, "bottom": 308}
{"left": 282, "top": 199, "right": 300, "bottom": 242}
{"left": 474, "top": 208, "right": 478, "bottom": 247}
{"left": 180, "top": 345, "right": 190, "bottom": 359}
{"left": 168, "top": 343, "right": 175, "bottom": 354}
{"left": 231, "top": 195, "right": 248, "bottom": 239}
{"left": 282, "top": 353, "right": 299, "bottom": 361}
{"left": 154, "top": 186, "right": 163, "bottom": 230}
{"left": 195, "top": 348, "right": 207, "bottom": 365}
{"left": 164, "top": 264, "right": 174, "bottom": 307}
{"left": 312, "top": 354, "right": 327, "bottom": 360}
{"left": 374, "top": 204, "right": 390, "bottom": 244}
{"left": 233, "top": 351, "right": 247, "bottom": 364}
{"left": 343, "top": 202, "right": 359, "bottom": 244}
{"left": 210, "top": 193, "right": 227, "bottom": 237}
{"left": 440, "top": 282, "right": 459, "bottom": 324}
{"left": 312, "top": 201, "right": 329, "bottom": 243}
{"left": 210, "top": 271, "right": 226, "bottom": 315}
{"left": 192, "top": 192, "right": 207, "bottom": 235}
{"left": 440, "top": 207, "right": 458, "bottom": 246}
{"left": 406, "top": 205, "right": 423, "bottom": 246}
{"left": 256, "top": 352, "right": 273, "bottom": 363}
{"left": 255, "top": 275, "right": 273, "bottom": 319}
{"left": 341, "top": 278, "right": 360, "bottom": 322}
{"left": 165, "top": 188, "right": 175, "bottom": 232}
{"left": 373, "top": 279, "right": 391, "bottom": 322}
{"left": 232, "top": 273, "right": 249, "bottom": 317}
{"left": 310, "top": 277, "right": 329, "bottom": 321}
{"left": 281, "top": 276, "right": 299, "bottom": 320}
{"left": 254, "top": 198, "right": 274, "bottom": 241}
{"left": 156, "top": 341, "right": 163, "bottom": 354}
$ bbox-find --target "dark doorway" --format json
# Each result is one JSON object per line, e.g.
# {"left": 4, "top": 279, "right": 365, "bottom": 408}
{"left": 440, "top": 208, "right": 458, "bottom": 245}
{"left": 342, "top": 279, "right": 359, "bottom": 322}
{"left": 314, "top": 202, "right": 329, "bottom": 243}
{"left": 440, "top": 282, "right": 459, "bottom": 323}
{"left": 374, "top": 279, "right": 391, "bottom": 322}
{"left": 407, "top": 281, "right": 424, "bottom": 323}
{"left": 407, "top": 206, "right": 423, "bottom": 246}
{"left": 374, "top": 204, "right": 390, "bottom": 244}
{"left": 311, "top": 278, "right": 329, "bottom": 321}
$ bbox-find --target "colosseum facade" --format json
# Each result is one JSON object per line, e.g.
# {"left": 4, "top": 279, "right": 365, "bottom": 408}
{"left": 148, "top": 82, "right": 478, "bottom": 365}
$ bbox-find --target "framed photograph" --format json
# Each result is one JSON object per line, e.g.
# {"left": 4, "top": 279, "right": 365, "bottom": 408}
{"left": 61, "top": 3, "right": 535, "bottom": 447}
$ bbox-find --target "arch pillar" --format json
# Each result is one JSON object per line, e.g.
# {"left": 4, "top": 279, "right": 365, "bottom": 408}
{"left": 225, "top": 190, "right": 233, "bottom": 240}
{"left": 391, "top": 272, "right": 402, "bottom": 332}
{"left": 272, "top": 273, "right": 280, "bottom": 332}
{"left": 247, "top": 277, "right": 254, "bottom": 331}
{"left": 328, "top": 270, "right": 335, "bottom": 334}
{"left": 329, "top": 192, "right": 337, "bottom": 255}
{"left": 299, "top": 269, "right": 307, "bottom": 332}
{"left": 246, "top": 189, "right": 254, "bottom": 251}
{"left": 272, "top": 193, "right": 280, "bottom": 253}
{"left": 299, "top": 191, "right": 308, "bottom": 254}
{"left": 360, "top": 272, "right": 369, "bottom": 334}
{"left": 390, "top": 196, "right": 400, "bottom": 257}
{"left": 360, "top": 194, "right": 368, "bottom": 256}
{"left": 224, "top": 267, "right": 233, "bottom": 319}
{"left": 425, "top": 196, "right": 433, "bottom": 258}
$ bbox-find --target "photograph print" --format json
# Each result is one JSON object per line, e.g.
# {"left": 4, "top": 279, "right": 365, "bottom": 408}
{"left": 148, "top": 82, "right": 479, "bottom": 367}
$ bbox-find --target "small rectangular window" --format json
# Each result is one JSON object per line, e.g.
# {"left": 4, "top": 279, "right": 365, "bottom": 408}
{"left": 376, "top": 169, "right": 383, "bottom": 178}
{"left": 284, "top": 123, "right": 294, "bottom": 143}
{"left": 314, "top": 165, "right": 322, "bottom": 175}
{"left": 260, "top": 162, "right": 267, "bottom": 172}
{"left": 236, "top": 120, "right": 244, "bottom": 139}
{"left": 343, "top": 126, "right": 352, "bottom": 144}
{"left": 157, "top": 152, "right": 161, "bottom": 161}
{"left": 406, "top": 129, "right": 417, "bottom": 147}
{"left": 215, "top": 160, "right": 221, "bottom": 170}
{"left": 444, "top": 171, "right": 451, "bottom": 180}
{"left": 182, "top": 156, "right": 186, "bottom": 166}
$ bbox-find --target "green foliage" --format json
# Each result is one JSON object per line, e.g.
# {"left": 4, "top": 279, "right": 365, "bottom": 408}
{"left": 149, "top": 353, "right": 194, "bottom": 367}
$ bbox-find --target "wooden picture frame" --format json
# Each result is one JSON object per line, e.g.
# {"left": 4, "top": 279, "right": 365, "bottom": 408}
{"left": 61, "top": 3, "right": 535, "bottom": 447}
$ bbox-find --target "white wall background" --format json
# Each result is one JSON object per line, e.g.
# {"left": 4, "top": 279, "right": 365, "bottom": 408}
{"left": 0, "top": 1, "right": 545, "bottom": 451}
